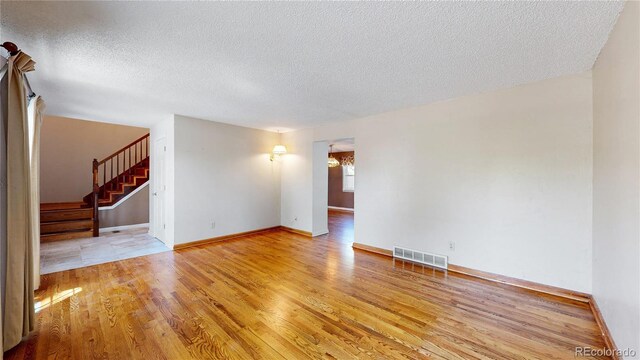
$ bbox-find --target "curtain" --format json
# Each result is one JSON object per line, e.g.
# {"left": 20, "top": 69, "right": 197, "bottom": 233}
{"left": 0, "top": 55, "right": 6, "bottom": 357}
{"left": 3, "top": 51, "right": 36, "bottom": 351}
{"left": 28, "top": 96, "right": 44, "bottom": 290}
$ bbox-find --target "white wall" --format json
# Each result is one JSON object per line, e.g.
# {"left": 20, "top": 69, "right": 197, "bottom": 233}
{"left": 281, "top": 130, "right": 314, "bottom": 232}
{"left": 592, "top": 1, "right": 640, "bottom": 357}
{"left": 281, "top": 72, "right": 594, "bottom": 293}
{"left": 312, "top": 141, "right": 329, "bottom": 236}
{"left": 172, "top": 115, "right": 281, "bottom": 245}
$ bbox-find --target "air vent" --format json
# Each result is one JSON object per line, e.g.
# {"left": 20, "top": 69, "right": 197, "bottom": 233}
{"left": 393, "top": 246, "right": 448, "bottom": 269}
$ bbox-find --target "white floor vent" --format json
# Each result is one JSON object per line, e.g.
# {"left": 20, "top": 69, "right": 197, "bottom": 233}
{"left": 393, "top": 246, "right": 448, "bottom": 269}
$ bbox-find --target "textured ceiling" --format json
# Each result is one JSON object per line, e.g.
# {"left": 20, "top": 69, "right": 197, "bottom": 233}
{"left": 0, "top": 1, "right": 624, "bottom": 130}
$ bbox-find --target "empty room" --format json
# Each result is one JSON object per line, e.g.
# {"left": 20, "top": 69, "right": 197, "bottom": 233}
{"left": 1, "top": 1, "right": 639, "bottom": 359}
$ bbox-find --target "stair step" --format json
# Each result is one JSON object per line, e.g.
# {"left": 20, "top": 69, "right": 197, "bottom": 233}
{"left": 106, "top": 189, "right": 125, "bottom": 196}
{"left": 41, "top": 230, "right": 94, "bottom": 243}
{"left": 98, "top": 179, "right": 149, "bottom": 206}
{"left": 85, "top": 155, "right": 150, "bottom": 207}
{"left": 105, "top": 177, "right": 146, "bottom": 190}
{"left": 41, "top": 219, "right": 93, "bottom": 234}
{"left": 40, "top": 202, "right": 88, "bottom": 211}
{"left": 41, "top": 208, "right": 93, "bottom": 222}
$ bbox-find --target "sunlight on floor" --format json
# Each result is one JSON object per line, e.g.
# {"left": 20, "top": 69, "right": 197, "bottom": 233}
{"left": 35, "top": 287, "right": 82, "bottom": 313}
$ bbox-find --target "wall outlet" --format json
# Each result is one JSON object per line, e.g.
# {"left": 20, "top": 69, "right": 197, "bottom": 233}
{"left": 448, "top": 241, "right": 455, "bottom": 251}
{"left": 211, "top": 221, "right": 216, "bottom": 229}
{"left": 293, "top": 217, "right": 298, "bottom": 222}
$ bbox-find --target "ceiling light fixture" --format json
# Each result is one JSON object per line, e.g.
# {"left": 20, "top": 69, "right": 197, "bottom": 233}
{"left": 328, "top": 145, "right": 340, "bottom": 168}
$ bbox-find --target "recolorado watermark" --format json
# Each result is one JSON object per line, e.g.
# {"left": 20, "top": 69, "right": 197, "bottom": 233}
{"left": 575, "top": 347, "right": 636, "bottom": 358}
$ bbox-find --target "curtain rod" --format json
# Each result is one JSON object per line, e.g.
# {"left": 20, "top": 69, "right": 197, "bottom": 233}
{"left": 1, "top": 41, "right": 36, "bottom": 98}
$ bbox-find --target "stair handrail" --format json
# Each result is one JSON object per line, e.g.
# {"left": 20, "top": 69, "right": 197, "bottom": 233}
{"left": 97, "top": 133, "right": 150, "bottom": 165}
{"left": 91, "top": 133, "right": 150, "bottom": 237}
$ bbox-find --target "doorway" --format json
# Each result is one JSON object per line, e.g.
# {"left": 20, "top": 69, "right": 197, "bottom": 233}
{"left": 312, "top": 138, "right": 355, "bottom": 243}
{"left": 38, "top": 119, "right": 167, "bottom": 275}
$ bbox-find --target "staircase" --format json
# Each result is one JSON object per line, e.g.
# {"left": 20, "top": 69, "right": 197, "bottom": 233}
{"left": 40, "top": 202, "right": 93, "bottom": 242}
{"left": 40, "top": 134, "right": 150, "bottom": 242}
{"left": 82, "top": 157, "right": 149, "bottom": 207}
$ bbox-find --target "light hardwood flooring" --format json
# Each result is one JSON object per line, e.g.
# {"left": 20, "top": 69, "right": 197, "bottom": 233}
{"left": 7, "top": 211, "right": 609, "bottom": 359}
{"left": 40, "top": 227, "right": 169, "bottom": 274}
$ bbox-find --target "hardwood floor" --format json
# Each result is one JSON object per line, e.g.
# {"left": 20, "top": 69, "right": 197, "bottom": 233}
{"left": 6, "top": 211, "right": 609, "bottom": 359}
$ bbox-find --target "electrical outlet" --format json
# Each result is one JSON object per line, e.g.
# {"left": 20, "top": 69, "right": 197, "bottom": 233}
{"left": 293, "top": 217, "right": 298, "bottom": 222}
{"left": 448, "top": 241, "right": 455, "bottom": 251}
{"left": 211, "top": 221, "right": 216, "bottom": 229}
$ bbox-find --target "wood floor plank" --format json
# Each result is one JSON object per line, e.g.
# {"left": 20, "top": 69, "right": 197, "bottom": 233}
{"left": 5, "top": 211, "right": 610, "bottom": 359}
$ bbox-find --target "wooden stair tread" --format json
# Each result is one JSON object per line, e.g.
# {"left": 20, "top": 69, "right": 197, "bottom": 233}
{"left": 41, "top": 219, "right": 93, "bottom": 234}
{"left": 41, "top": 230, "right": 94, "bottom": 243}
{"left": 41, "top": 208, "right": 93, "bottom": 222}
{"left": 40, "top": 207, "right": 92, "bottom": 214}
{"left": 40, "top": 202, "right": 88, "bottom": 211}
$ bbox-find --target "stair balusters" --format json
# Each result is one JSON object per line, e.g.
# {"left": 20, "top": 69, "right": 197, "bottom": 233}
{"left": 90, "top": 133, "right": 150, "bottom": 237}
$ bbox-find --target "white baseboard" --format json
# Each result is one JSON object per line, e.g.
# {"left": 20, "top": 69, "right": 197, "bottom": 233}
{"left": 312, "top": 229, "right": 329, "bottom": 237}
{"left": 99, "top": 223, "right": 150, "bottom": 233}
{"left": 328, "top": 206, "right": 354, "bottom": 212}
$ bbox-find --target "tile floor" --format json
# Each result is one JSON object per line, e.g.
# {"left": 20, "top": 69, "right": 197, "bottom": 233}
{"left": 40, "top": 227, "right": 170, "bottom": 274}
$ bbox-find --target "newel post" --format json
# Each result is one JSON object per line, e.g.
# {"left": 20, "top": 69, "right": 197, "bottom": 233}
{"left": 92, "top": 159, "right": 100, "bottom": 237}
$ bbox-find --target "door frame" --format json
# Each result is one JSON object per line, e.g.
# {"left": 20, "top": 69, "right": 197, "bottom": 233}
{"left": 153, "top": 136, "right": 167, "bottom": 243}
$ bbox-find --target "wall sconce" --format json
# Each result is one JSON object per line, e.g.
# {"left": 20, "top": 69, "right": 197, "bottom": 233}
{"left": 270, "top": 144, "right": 287, "bottom": 161}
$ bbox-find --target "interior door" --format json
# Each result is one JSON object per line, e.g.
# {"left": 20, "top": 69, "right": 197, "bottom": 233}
{"left": 153, "top": 137, "right": 166, "bottom": 243}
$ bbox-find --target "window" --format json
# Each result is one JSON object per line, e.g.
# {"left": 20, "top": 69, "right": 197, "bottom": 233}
{"left": 342, "top": 165, "right": 355, "bottom": 192}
